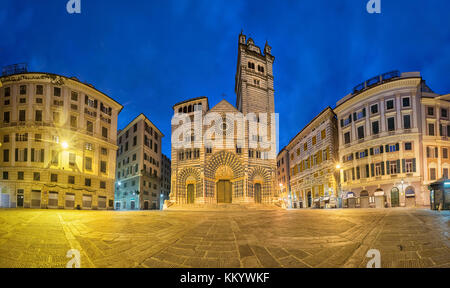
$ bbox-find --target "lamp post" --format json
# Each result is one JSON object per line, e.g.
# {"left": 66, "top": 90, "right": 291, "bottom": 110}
{"left": 336, "top": 164, "right": 343, "bottom": 208}
{"left": 401, "top": 179, "right": 404, "bottom": 207}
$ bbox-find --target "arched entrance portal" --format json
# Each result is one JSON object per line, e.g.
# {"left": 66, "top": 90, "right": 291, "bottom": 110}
{"left": 360, "top": 190, "right": 369, "bottom": 208}
{"left": 254, "top": 183, "right": 262, "bottom": 204}
{"left": 187, "top": 184, "right": 195, "bottom": 204}
{"left": 391, "top": 187, "right": 400, "bottom": 207}
{"left": 217, "top": 180, "right": 232, "bottom": 203}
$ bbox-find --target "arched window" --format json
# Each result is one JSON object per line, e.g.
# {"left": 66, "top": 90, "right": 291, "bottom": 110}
{"left": 188, "top": 105, "right": 192, "bottom": 113}
{"left": 178, "top": 107, "right": 182, "bottom": 113}
{"left": 183, "top": 106, "right": 187, "bottom": 113}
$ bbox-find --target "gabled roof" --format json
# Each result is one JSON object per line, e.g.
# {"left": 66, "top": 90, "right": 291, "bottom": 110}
{"left": 208, "top": 99, "right": 240, "bottom": 114}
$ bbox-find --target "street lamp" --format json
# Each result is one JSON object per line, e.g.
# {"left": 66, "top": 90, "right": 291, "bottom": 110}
{"left": 61, "top": 141, "right": 69, "bottom": 149}
{"left": 336, "top": 163, "right": 343, "bottom": 208}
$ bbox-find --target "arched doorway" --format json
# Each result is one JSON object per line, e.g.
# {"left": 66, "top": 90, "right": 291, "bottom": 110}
{"left": 217, "top": 180, "right": 232, "bottom": 203}
{"left": 391, "top": 187, "right": 400, "bottom": 207}
{"left": 187, "top": 184, "right": 195, "bottom": 204}
{"left": 254, "top": 183, "right": 262, "bottom": 204}
{"left": 360, "top": 190, "right": 369, "bottom": 208}
{"left": 405, "top": 186, "right": 415, "bottom": 207}
{"left": 307, "top": 191, "right": 312, "bottom": 208}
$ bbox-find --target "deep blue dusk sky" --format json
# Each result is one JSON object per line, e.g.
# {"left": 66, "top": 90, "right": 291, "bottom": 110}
{"left": 2, "top": 0, "right": 450, "bottom": 158}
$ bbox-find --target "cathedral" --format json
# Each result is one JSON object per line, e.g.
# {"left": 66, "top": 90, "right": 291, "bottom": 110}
{"left": 167, "top": 32, "right": 278, "bottom": 207}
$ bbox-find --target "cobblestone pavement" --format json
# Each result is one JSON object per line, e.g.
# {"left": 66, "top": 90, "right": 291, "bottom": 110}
{"left": 0, "top": 208, "right": 449, "bottom": 268}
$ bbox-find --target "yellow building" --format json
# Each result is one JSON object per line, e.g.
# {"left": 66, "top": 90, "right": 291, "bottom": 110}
{"left": 0, "top": 70, "right": 122, "bottom": 209}
{"left": 286, "top": 107, "right": 339, "bottom": 208}
{"left": 334, "top": 71, "right": 449, "bottom": 207}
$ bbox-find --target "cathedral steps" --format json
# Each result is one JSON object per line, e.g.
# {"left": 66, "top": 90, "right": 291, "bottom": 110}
{"left": 165, "top": 203, "right": 283, "bottom": 211}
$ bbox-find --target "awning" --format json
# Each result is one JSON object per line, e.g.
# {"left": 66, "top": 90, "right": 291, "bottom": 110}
{"left": 405, "top": 188, "right": 415, "bottom": 197}
{"left": 346, "top": 192, "right": 355, "bottom": 198}
{"left": 374, "top": 191, "right": 384, "bottom": 196}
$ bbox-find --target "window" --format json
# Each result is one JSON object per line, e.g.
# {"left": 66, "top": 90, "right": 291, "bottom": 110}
{"left": 248, "top": 62, "right": 255, "bottom": 69}
{"left": 371, "top": 104, "right": 378, "bottom": 114}
{"left": 257, "top": 65, "right": 264, "bottom": 73}
{"left": 85, "top": 157, "right": 92, "bottom": 170}
{"left": 312, "top": 136, "right": 317, "bottom": 145}
{"left": 4, "top": 87, "right": 10, "bottom": 97}
{"left": 70, "top": 116, "right": 77, "bottom": 128}
{"left": 344, "top": 132, "right": 351, "bottom": 144}
{"left": 428, "top": 123, "right": 435, "bottom": 136}
{"left": 35, "top": 98, "right": 42, "bottom": 104}
{"left": 53, "top": 112, "right": 60, "bottom": 123}
{"left": 443, "top": 148, "right": 448, "bottom": 159}
{"left": 133, "top": 136, "right": 137, "bottom": 146}
{"left": 19, "top": 110, "right": 26, "bottom": 121}
{"left": 402, "top": 97, "right": 410, "bottom": 108}
{"left": 100, "top": 161, "right": 107, "bottom": 173}
{"left": 102, "top": 127, "right": 108, "bottom": 138}
{"left": 3, "top": 171, "right": 8, "bottom": 180}
{"left": 35, "top": 134, "right": 42, "bottom": 142}
{"left": 357, "top": 126, "right": 364, "bottom": 140}
{"left": 85, "top": 143, "right": 93, "bottom": 151}
{"left": 53, "top": 87, "right": 61, "bottom": 97}
{"left": 33, "top": 172, "right": 40, "bottom": 181}
{"left": 3, "top": 149, "right": 9, "bottom": 162}
{"left": 100, "top": 181, "right": 106, "bottom": 189}
{"left": 101, "top": 148, "right": 108, "bottom": 155}
{"left": 3, "top": 111, "right": 10, "bottom": 123}
{"left": 36, "top": 85, "right": 44, "bottom": 95}
{"left": 441, "top": 108, "right": 448, "bottom": 119}
{"left": 372, "top": 121, "right": 379, "bottom": 135}
{"left": 35, "top": 110, "right": 42, "bottom": 122}
{"left": 429, "top": 168, "right": 436, "bottom": 181}
{"left": 18, "top": 171, "right": 24, "bottom": 180}
{"left": 386, "top": 99, "right": 394, "bottom": 110}
{"left": 19, "top": 97, "right": 26, "bottom": 104}
{"left": 321, "top": 129, "right": 326, "bottom": 139}
{"left": 20, "top": 85, "right": 27, "bottom": 95}
{"left": 68, "top": 176, "right": 75, "bottom": 184}
{"left": 85, "top": 178, "right": 91, "bottom": 187}
{"left": 86, "top": 121, "right": 93, "bottom": 133}
{"left": 404, "top": 142, "right": 412, "bottom": 151}
{"left": 444, "top": 168, "right": 449, "bottom": 179}
{"left": 71, "top": 91, "right": 78, "bottom": 101}
{"left": 405, "top": 159, "right": 414, "bottom": 173}
{"left": 3, "top": 134, "right": 9, "bottom": 143}
{"left": 69, "top": 153, "right": 76, "bottom": 165}
{"left": 387, "top": 117, "right": 395, "bottom": 131}
{"left": 389, "top": 161, "right": 398, "bottom": 174}
{"left": 403, "top": 115, "right": 411, "bottom": 129}
{"left": 388, "top": 143, "right": 399, "bottom": 153}
{"left": 427, "top": 107, "right": 434, "bottom": 116}
{"left": 304, "top": 143, "right": 308, "bottom": 151}
{"left": 51, "top": 174, "right": 58, "bottom": 182}
{"left": 133, "top": 123, "right": 137, "bottom": 132}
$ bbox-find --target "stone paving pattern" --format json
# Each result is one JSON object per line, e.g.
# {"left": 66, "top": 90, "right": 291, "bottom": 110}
{"left": 0, "top": 208, "right": 449, "bottom": 268}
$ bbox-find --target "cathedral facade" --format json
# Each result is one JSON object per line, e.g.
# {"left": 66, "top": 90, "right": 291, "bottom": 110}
{"left": 167, "top": 33, "right": 278, "bottom": 207}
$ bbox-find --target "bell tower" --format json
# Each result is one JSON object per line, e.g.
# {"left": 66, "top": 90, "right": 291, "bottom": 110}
{"left": 235, "top": 32, "right": 275, "bottom": 115}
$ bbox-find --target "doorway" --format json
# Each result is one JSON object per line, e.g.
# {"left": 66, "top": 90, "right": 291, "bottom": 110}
{"left": 307, "top": 191, "right": 312, "bottom": 208}
{"left": 130, "top": 200, "right": 135, "bottom": 210}
{"left": 217, "top": 180, "right": 232, "bottom": 203}
{"left": 254, "top": 183, "right": 262, "bottom": 204}
{"left": 144, "top": 201, "right": 149, "bottom": 210}
{"left": 17, "top": 189, "right": 24, "bottom": 208}
{"left": 187, "top": 184, "right": 195, "bottom": 204}
{"left": 391, "top": 187, "right": 400, "bottom": 207}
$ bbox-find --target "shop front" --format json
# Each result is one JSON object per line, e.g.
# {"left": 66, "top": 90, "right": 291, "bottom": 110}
{"left": 429, "top": 179, "right": 450, "bottom": 210}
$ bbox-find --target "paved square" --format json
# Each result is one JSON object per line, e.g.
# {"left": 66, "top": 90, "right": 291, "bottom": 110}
{"left": 0, "top": 208, "right": 449, "bottom": 268}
